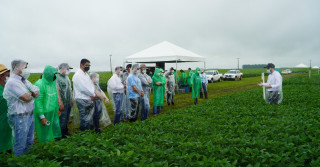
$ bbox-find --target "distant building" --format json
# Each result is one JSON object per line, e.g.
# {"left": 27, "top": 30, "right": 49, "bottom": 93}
{"left": 242, "top": 64, "right": 267, "bottom": 69}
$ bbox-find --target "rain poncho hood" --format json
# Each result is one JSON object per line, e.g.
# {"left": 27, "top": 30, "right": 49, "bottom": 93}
{"left": 42, "top": 66, "right": 57, "bottom": 84}
{"left": 152, "top": 68, "right": 166, "bottom": 106}
{"left": 194, "top": 68, "right": 200, "bottom": 76}
{"left": 34, "top": 65, "right": 61, "bottom": 143}
{"left": 191, "top": 67, "right": 202, "bottom": 99}
{"left": 153, "top": 68, "right": 161, "bottom": 80}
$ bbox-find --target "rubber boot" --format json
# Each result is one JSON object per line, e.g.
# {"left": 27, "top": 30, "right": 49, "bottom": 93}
{"left": 205, "top": 92, "right": 208, "bottom": 99}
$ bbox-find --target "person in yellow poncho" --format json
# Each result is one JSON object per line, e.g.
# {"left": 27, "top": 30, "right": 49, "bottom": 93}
{"left": 34, "top": 65, "right": 61, "bottom": 143}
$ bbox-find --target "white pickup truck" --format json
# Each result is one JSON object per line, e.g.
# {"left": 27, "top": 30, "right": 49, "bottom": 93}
{"left": 223, "top": 70, "right": 243, "bottom": 81}
{"left": 206, "top": 70, "right": 222, "bottom": 83}
{"left": 281, "top": 69, "right": 292, "bottom": 75}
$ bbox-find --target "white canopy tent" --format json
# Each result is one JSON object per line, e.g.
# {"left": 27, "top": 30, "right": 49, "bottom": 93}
{"left": 313, "top": 66, "right": 320, "bottom": 74}
{"left": 125, "top": 41, "right": 205, "bottom": 66}
{"left": 294, "top": 63, "right": 309, "bottom": 68}
{"left": 125, "top": 41, "right": 205, "bottom": 92}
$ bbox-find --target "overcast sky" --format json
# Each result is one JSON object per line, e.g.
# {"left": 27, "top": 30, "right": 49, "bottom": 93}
{"left": 1, "top": 0, "right": 319, "bottom": 72}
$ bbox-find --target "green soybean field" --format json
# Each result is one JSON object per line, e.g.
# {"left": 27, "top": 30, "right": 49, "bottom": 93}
{"left": 1, "top": 73, "right": 320, "bottom": 166}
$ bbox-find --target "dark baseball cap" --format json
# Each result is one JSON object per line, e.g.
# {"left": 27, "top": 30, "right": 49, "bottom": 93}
{"left": 264, "top": 63, "right": 275, "bottom": 69}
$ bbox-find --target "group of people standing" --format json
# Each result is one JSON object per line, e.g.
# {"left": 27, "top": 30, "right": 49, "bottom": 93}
{"left": 0, "top": 58, "right": 208, "bottom": 156}
{"left": 108, "top": 64, "right": 150, "bottom": 124}
{"left": 0, "top": 59, "right": 109, "bottom": 156}
{"left": 179, "top": 68, "right": 209, "bottom": 104}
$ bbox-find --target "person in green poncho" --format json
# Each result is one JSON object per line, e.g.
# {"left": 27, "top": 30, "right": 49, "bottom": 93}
{"left": 172, "top": 69, "right": 180, "bottom": 84}
{"left": 152, "top": 68, "right": 166, "bottom": 115}
{"left": 0, "top": 64, "right": 13, "bottom": 153}
{"left": 180, "top": 69, "right": 187, "bottom": 87}
{"left": 187, "top": 68, "right": 194, "bottom": 92}
{"left": 191, "top": 67, "right": 202, "bottom": 105}
{"left": 34, "top": 65, "right": 61, "bottom": 143}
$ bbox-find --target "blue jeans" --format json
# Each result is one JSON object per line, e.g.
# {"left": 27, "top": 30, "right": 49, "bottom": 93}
{"left": 113, "top": 93, "right": 123, "bottom": 125}
{"left": 120, "top": 110, "right": 124, "bottom": 121}
{"left": 141, "top": 94, "right": 150, "bottom": 121}
{"left": 59, "top": 104, "right": 71, "bottom": 138}
{"left": 8, "top": 114, "right": 34, "bottom": 156}
{"left": 76, "top": 99, "right": 94, "bottom": 131}
{"left": 200, "top": 83, "right": 208, "bottom": 99}
{"left": 202, "top": 83, "right": 207, "bottom": 92}
{"left": 93, "top": 100, "right": 102, "bottom": 133}
{"left": 153, "top": 106, "right": 161, "bottom": 115}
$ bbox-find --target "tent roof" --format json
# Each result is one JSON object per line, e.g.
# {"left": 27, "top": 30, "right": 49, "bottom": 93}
{"left": 125, "top": 41, "right": 205, "bottom": 63}
{"left": 294, "top": 63, "right": 309, "bottom": 68}
{"left": 312, "top": 66, "right": 319, "bottom": 69}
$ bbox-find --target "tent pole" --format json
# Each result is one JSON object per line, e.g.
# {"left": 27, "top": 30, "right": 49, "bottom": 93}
{"left": 176, "top": 59, "right": 179, "bottom": 94}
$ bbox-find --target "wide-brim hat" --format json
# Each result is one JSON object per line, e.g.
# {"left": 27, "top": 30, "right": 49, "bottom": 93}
{"left": 0, "top": 64, "right": 10, "bottom": 75}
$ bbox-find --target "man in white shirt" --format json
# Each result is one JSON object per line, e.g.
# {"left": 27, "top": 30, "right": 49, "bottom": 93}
{"left": 108, "top": 66, "right": 125, "bottom": 125}
{"left": 199, "top": 68, "right": 208, "bottom": 99}
{"left": 258, "top": 63, "right": 283, "bottom": 104}
{"left": 72, "top": 59, "right": 95, "bottom": 131}
{"left": 4, "top": 60, "right": 40, "bottom": 156}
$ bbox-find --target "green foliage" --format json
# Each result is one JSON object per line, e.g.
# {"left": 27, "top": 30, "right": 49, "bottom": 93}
{"left": 1, "top": 75, "right": 320, "bottom": 166}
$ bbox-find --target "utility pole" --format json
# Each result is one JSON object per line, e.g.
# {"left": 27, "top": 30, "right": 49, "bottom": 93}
{"left": 309, "top": 59, "right": 311, "bottom": 79}
{"left": 310, "top": 59, "right": 312, "bottom": 69}
{"left": 110, "top": 54, "right": 112, "bottom": 73}
{"left": 237, "top": 58, "right": 240, "bottom": 70}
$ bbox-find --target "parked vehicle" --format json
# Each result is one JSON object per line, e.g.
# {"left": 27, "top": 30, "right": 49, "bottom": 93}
{"left": 206, "top": 70, "right": 222, "bottom": 83}
{"left": 223, "top": 70, "right": 243, "bottom": 81}
{"left": 281, "top": 69, "right": 292, "bottom": 75}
